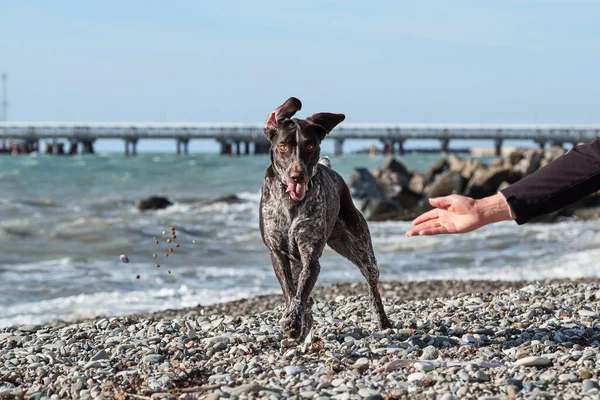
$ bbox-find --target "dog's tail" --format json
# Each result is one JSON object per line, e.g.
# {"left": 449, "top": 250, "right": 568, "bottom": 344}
{"left": 318, "top": 156, "right": 332, "bottom": 168}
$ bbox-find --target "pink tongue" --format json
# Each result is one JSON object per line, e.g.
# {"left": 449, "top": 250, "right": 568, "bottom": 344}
{"left": 286, "top": 182, "right": 307, "bottom": 201}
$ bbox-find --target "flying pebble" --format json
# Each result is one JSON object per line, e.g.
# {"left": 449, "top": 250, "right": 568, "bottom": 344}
{"left": 155, "top": 264, "right": 160, "bottom": 268}
{"left": 168, "top": 270, "right": 171, "bottom": 274}
{"left": 168, "top": 248, "right": 173, "bottom": 253}
{"left": 136, "top": 275, "right": 140, "bottom": 279}
{"left": 167, "top": 238, "right": 172, "bottom": 243}
{"left": 192, "top": 240, "right": 196, "bottom": 244}
{"left": 164, "top": 253, "right": 169, "bottom": 257}
{"left": 175, "top": 244, "right": 180, "bottom": 248}
{"left": 120, "top": 255, "right": 130, "bottom": 263}
{"left": 152, "top": 254, "right": 157, "bottom": 259}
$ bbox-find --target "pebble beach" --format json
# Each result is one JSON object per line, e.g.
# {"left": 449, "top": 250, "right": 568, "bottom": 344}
{"left": 3, "top": 279, "right": 600, "bottom": 400}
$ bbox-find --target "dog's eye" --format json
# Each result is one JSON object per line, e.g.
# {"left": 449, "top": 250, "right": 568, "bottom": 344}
{"left": 279, "top": 144, "right": 288, "bottom": 152}
{"left": 306, "top": 144, "right": 314, "bottom": 151}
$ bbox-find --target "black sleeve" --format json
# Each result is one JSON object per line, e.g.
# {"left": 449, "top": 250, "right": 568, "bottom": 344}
{"left": 500, "top": 138, "right": 600, "bottom": 224}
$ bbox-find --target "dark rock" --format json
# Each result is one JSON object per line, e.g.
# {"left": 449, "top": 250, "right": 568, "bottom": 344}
{"left": 423, "top": 158, "right": 448, "bottom": 185}
{"left": 391, "top": 187, "right": 423, "bottom": 209}
{"left": 513, "top": 149, "right": 543, "bottom": 177}
{"left": 425, "top": 171, "right": 467, "bottom": 198}
{"left": 138, "top": 196, "right": 173, "bottom": 211}
{"left": 349, "top": 168, "right": 383, "bottom": 199}
{"left": 464, "top": 167, "right": 519, "bottom": 199}
{"left": 362, "top": 198, "right": 402, "bottom": 221}
{"left": 374, "top": 158, "right": 413, "bottom": 198}
{"left": 506, "top": 150, "right": 525, "bottom": 166}
{"left": 207, "top": 194, "right": 245, "bottom": 204}
{"left": 408, "top": 173, "right": 426, "bottom": 194}
{"left": 449, "top": 155, "right": 487, "bottom": 181}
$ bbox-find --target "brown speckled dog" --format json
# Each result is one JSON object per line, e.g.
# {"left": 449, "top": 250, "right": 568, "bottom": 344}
{"left": 259, "top": 97, "right": 392, "bottom": 341}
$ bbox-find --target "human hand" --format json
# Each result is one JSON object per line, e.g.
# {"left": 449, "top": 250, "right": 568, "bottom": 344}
{"left": 405, "top": 193, "right": 513, "bottom": 237}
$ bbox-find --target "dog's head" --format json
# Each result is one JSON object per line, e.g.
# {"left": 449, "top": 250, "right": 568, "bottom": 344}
{"left": 264, "top": 97, "right": 345, "bottom": 201}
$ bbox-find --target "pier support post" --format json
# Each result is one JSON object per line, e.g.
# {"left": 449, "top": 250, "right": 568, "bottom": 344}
{"left": 396, "top": 140, "right": 405, "bottom": 156}
{"left": 253, "top": 140, "right": 270, "bottom": 154}
{"left": 494, "top": 139, "right": 503, "bottom": 156}
{"left": 219, "top": 141, "right": 233, "bottom": 156}
{"left": 45, "top": 141, "right": 53, "bottom": 154}
{"left": 334, "top": 139, "right": 344, "bottom": 156}
{"left": 69, "top": 140, "right": 79, "bottom": 155}
{"left": 55, "top": 142, "right": 65, "bottom": 155}
{"left": 382, "top": 140, "right": 394, "bottom": 155}
{"left": 124, "top": 139, "right": 138, "bottom": 156}
{"left": 235, "top": 141, "right": 241, "bottom": 156}
{"left": 244, "top": 141, "right": 250, "bottom": 155}
{"left": 81, "top": 140, "right": 95, "bottom": 154}
{"left": 440, "top": 138, "right": 450, "bottom": 153}
{"left": 177, "top": 139, "right": 189, "bottom": 155}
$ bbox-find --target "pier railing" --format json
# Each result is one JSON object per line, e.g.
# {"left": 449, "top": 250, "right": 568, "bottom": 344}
{"left": 0, "top": 122, "right": 598, "bottom": 155}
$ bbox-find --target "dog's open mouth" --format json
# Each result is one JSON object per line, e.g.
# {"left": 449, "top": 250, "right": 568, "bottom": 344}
{"left": 286, "top": 181, "right": 307, "bottom": 201}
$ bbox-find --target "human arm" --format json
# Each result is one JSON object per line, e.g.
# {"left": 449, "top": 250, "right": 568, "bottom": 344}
{"left": 406, "top": 138, "right": 600, "bottom": 236}
{"left": 500, "top": 138, "right": 600, "bottom": 224}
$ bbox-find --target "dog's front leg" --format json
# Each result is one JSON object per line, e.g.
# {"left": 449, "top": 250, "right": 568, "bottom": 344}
{"left": 280, "top": 245, "right": 322, "bottom": 341}
{"left": 269, "top": 250, "right": 296, "bottom": 307}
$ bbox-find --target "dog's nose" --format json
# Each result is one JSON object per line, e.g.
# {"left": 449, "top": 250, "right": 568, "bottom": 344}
{"left": 290, "top": 171, "right": 305, "bottom": 183}
{"left": 290, "top": 164, "right": 305, "bottom": 183}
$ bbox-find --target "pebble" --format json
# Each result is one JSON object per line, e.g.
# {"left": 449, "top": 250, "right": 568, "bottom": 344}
{"left": 420, "top": 345, "right": 439, "bottom": 360}
{"left": 582, "top": 380, "right": 600, "bottom": 392}
{"left": 284, "top": 365, "right": 304, "bottom": 376}
{"left": 414, "top": 361, "right": 435, "bottom": 372}
{"left": 407, "top": 372, "right": 425, "bottom": 382}
{"left": 119, "top": 254, "right": 129, "bottom": 263}
{"left": 514, "top": 356, "right": 551, "bottom": 367}
{"left": 558, "top": 373, "right": 578, "bottom": 383}
{"left": 1, "top": 281, "right": 599, "bottom": 399}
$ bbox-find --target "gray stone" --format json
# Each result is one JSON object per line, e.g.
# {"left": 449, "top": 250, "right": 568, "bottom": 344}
{"left": 90, "top": 350, "right": 109, "bottom": 361}
{"left": 284, "top": 365, "right": 304, "bottom": 376}
{"left": 514, "top": 356, "right": 551, "bottom": 367}
{"left": 142, "top": 354, "right": 164, "bottom": 364}
{"left": 420, "top": 345, "right": 439, "bottom": 360}
{"left": 582, "top": 380, "right": 600, "bottom": 392}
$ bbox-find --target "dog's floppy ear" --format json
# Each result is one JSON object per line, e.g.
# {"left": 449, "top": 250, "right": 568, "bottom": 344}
{"left": 307, "top": 113, "right": 346, "bottom": 140}
{"left": 264, "top": 97, "right": 302, "bottom": 139}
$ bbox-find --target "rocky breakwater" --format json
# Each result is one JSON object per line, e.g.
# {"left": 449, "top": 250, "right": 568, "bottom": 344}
{"left": 350, "top": 146, "right": 600, "bottom": 222}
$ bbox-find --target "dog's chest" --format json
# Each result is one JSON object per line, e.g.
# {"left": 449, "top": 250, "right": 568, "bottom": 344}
{"left": 261, "top": 178, "right": 338, "bottom": 246}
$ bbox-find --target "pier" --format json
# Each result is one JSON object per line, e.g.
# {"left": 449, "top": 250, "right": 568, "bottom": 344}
{"left": 0, "top": 122, "right": 598, "bottom": 156}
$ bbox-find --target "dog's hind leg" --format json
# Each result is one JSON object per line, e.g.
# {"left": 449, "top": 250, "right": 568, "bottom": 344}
{"left": 327, "top": 182, "right": 392, "bottom": 330}
{"left": 327, "top": 225, "right": 392, "bottom": 329}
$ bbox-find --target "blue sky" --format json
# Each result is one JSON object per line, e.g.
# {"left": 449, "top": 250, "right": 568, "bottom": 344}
{"left": 1, "top": 1, "right": 599, "bottom": 152}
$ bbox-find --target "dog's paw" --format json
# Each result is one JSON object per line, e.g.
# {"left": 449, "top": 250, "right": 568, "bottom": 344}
{"left": 280, "top": 310, "right": 302, "bottom": 340}
{"left": 298, "top": 310, "right": 314, "bottom": 342}
{"left": 379, "top": 315, "right": 393, "bottom": 330}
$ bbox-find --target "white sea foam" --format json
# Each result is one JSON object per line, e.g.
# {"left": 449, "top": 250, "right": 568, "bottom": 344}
{"left": 0, "top": 285, "right": 280, "bottom": 327}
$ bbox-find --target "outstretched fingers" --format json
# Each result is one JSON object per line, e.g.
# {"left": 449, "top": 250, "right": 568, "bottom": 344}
{"left": 428, "top": 196, "right": 455, "bottom": 209}
{"left": 412, "top": 208, "right": 441, "bottom": 226}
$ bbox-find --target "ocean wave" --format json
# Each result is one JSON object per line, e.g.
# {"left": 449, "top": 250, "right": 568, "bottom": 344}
{"left": 0, "top": 284, "right": 280, "bottom": 327}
